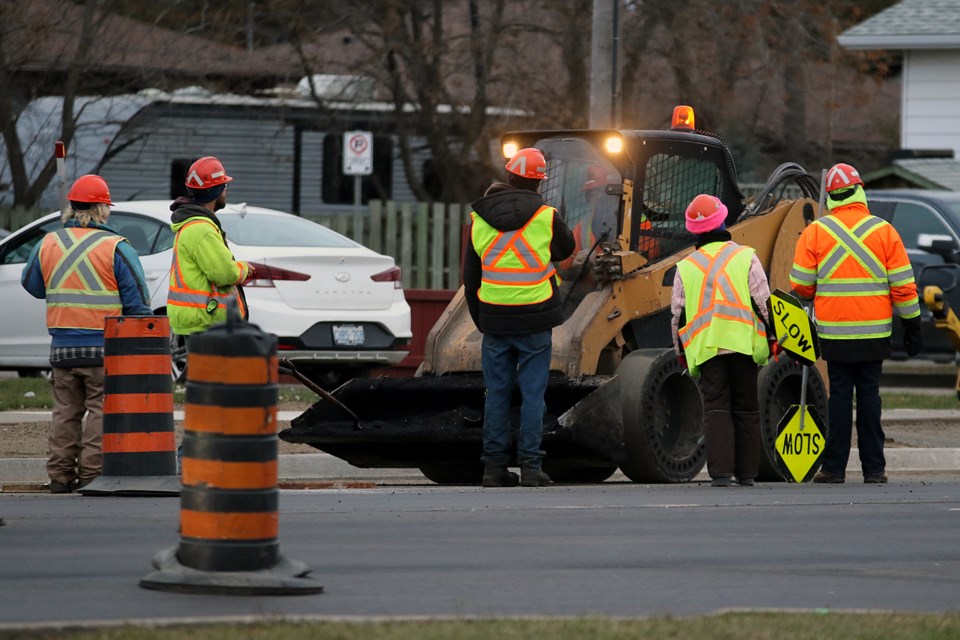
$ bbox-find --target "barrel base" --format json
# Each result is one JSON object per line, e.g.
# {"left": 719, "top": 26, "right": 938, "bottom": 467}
{"left": 79, "top": 475, "right": 181, "bottom": 496}
{"left": 139, "top": 546, "right": 324, "bottom": 595}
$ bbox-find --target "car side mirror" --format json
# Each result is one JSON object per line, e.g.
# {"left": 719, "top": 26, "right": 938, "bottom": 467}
{"left": 917, "top": 233, "right": 957, "bottom": 262}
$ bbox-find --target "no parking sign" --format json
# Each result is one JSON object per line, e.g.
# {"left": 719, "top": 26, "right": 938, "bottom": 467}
{"left": 343, "top": 131, "right": 373, "bottom": 176}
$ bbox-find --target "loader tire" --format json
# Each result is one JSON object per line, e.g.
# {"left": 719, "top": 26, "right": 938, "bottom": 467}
{"left": 756, "top": 357, "right": 829, "bottom": 482}
{"left": 617, "top": 349, "right": 706, "bottom": 483}
{"left": 418, "top": 462, "right": 483, "bottom": 485}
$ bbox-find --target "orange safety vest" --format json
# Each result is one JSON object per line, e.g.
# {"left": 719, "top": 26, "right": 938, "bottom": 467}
{"left": 38, "top": 227, "right": 123, "bottom": 331}
{"left": 790, "top": 203, "right": 920, "bottom": 340}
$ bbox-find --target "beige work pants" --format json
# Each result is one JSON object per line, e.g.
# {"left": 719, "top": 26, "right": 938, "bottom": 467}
{"left": 48, "top": 366, "right": 104, "bottom": 484}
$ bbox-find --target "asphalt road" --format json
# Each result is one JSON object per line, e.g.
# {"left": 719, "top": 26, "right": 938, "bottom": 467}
{"left": 1, "top": 479, "right": 959, "bottom": 629}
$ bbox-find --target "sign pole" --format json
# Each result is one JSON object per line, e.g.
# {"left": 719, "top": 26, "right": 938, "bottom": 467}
{"left": 55, "top": 141, "right": 67, "bottom": 213}
{"left": 799, "top": 169, "right": 827, "bottom": 432}
{"left": 353, "top": 175, "right": 362, "bottom": 241}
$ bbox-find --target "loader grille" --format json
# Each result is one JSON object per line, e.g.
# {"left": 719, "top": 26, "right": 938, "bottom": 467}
{"left": 639, "top": 153, "right": 721, "bottom": 258}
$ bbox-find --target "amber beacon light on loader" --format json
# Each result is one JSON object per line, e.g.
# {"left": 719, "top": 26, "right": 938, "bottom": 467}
{"left": 280, "top": 106, "right": 830, "bottom": 484}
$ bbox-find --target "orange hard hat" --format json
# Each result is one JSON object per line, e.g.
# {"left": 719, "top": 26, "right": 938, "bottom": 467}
{"left": 825, "top": 163, "right": 862, "bottom": 192}
{"left": 67, "top": 174, "right": 113, "bottom": 205}
{"left": 185, "top": 156, "right": 233, "bottom": 190}
{"left": 505, "top": 148, "right": 547, "bottom": 180}
{"left": 582, "top": 165, "right": 612, "bottom": 191}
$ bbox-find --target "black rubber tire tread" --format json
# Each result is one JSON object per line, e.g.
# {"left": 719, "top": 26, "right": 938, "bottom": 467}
{"left": 418, "top": 463, "right": 483, "bottom": 485}
{"left": 756, "top": 357, "right": 830, "bottom": 482}
{"left": 617, "top": 349, "right": 706, "bottom": 483}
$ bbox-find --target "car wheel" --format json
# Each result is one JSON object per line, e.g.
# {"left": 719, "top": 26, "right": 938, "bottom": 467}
{"left": 171, "top": 334, "right": 187, "bottom": 384}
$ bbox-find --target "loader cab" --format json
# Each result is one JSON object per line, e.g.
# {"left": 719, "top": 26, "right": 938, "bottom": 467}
{"left": 501, "top": 117, "right": 744, "bottom": 315}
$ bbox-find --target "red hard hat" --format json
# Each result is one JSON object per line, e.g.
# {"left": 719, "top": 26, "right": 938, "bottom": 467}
{"left": 505, "top": 148, "right": 547, "bottom": 180}
{"left": 185, "top": 156, "right": 233, "bottom": 189}
{"left": 825, "top": 163, "right": 862, "bottom": 192}
{"left": 67, "top": 174, "right": 113, "bottom": 205}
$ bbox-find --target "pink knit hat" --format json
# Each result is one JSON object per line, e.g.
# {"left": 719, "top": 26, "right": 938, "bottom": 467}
{"left": 684, "top": 194, "right": 728, "bottom": 234}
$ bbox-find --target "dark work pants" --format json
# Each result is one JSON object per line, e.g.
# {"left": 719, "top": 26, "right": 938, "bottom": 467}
{"left": 699, "top": 353, "right": 762, "bottom": 480}
{"left": 821, "top": 360, "right": 885, "bottom": 478}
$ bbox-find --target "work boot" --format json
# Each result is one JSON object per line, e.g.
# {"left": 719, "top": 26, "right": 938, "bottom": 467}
{"left": 711, "top": 476, "right": 731, "bottom": 487}
{"left": 520, "top": 467, "right": 553, "bottom": 487}
{"left": 49, "top": 480, "right": 74, "bottom": 494}
{"left": 813, "top": 470, "right": 845, "bottom": 484}
{"left": 864, "top": 472, "right": 888, "bottom": 484}
{"left": 481, "top": 467, "right": 519, "bottom": 488}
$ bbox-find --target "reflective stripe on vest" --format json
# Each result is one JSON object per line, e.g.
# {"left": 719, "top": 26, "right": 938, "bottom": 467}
{"left": 471, "top": 206, "right": 557, "bottom": 305}
{"left": 677, "top": 242, "right": 768, "bottom": 376}
{"left": 41, "top": 228, "right": 122, "bottom": 330}
{"left": 168, "top": 219, "right": 245, "bottom": 317}
{"left": 813, "top": 215, "right": 896, "bottom": 339}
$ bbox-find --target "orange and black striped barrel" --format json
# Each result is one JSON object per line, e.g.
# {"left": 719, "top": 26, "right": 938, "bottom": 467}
{"left": 177, "top": 321, "right": 280, "bottom": 572}
{"left": 102, "top": 316, "right": 176, "bottom": 477}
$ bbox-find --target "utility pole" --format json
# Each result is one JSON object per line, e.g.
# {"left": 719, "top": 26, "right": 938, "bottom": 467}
{"left": 589, "top": 0, "right": 622, "bottom": 129}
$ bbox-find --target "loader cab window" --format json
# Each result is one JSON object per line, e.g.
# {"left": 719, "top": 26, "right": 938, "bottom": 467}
{"left": 641, "top": 153, "right": 721, "bottom": 258}
{"left": 532, "top": 138, "right": 623, "bottom": 310}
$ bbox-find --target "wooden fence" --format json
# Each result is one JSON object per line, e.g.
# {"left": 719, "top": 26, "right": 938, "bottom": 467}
{"left": 311, "top": 200, "right": 472, "bottom": 292}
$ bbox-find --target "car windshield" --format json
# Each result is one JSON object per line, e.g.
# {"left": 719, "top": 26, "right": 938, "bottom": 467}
{"left": 936, "top": 198, "right": 960, "bottom": 226}
{"left": 219, "top": 213, "right": 357, "bottom": 248}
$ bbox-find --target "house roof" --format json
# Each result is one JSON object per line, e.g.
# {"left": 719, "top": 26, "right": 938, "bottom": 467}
{"left": 839, "top": 0, "right": 960, "bottom": 50}
{"left": 1, "top": 0, "right": 290, "bottom": 86}
{"left": 862, "top": 158, "right": 960, "bottom": 190}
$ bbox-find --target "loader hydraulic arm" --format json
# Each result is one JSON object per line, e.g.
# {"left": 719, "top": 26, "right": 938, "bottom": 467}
{"left": 923, "top": 285, "right": 960, "bottom": 400}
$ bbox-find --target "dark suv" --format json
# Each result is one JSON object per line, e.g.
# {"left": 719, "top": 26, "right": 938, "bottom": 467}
{"left": 867, "top": 189, "right": 960, "bottom": 362}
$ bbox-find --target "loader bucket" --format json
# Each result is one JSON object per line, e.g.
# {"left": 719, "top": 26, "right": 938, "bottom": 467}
{"left": 279, "top": 373, "right": 623, "bottom": 480}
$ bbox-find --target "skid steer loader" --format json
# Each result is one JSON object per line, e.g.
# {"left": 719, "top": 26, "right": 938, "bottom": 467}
{"left": 280, "top": 106, "right": 830, "bottom": 484}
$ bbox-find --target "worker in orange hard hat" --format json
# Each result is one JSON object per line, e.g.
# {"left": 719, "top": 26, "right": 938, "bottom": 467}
{"left": 21, "top": 174, "right": 152, "bottom": 493}
{"left": 167, "top": 155, "right": 252, "bottom": 337}
{"left": 671, "top": 194, "right": 776, "bottom": 487}
{"left": 464, "top": 147, "right": 575, "bottom": 488}
{"left": 791, "top": 162, "right": 921, "bottom": 484}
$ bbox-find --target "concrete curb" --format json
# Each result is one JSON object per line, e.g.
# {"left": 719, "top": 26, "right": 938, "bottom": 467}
{"left": 3, "top": 410, "right": 960, "bottom": 489}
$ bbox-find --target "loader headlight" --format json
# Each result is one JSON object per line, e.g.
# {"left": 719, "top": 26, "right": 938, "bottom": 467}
{"left": 502, "top": 142, "right": 518, "bottom": 159}
{"left": 604, "top": 135, "right": 623, "bottom": 154}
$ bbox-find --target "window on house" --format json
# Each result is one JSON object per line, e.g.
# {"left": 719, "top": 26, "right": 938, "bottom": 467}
{"left": 321, "top": 134, "right": 393, "bottom": 204}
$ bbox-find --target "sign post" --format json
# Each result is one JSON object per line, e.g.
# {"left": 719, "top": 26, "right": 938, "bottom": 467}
{"left": 55, "top": 141, "right": 67, "bottom": 213}
{"left": 343, "top": 131, "right": 373, "bottom": 242}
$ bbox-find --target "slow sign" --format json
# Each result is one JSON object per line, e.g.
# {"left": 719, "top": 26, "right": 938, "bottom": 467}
{"left": 774, "top": 404, "right": 826, "bottom": 483}
{"left": 769, "top": 289, "right": 819, "bottom": 366}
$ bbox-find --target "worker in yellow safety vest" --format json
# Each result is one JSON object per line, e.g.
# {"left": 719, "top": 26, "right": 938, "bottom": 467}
{"left": 671, "top": 194, "right": 776, "bottom": 487}
{"left": 790, "top": 162, "right": 921, "bottom": 484}
{"left": 22, "top": 175, "right": 152, "bottom": 493}
{"left": 167, "top": 155, "right": 252, "bottom": 336}
{"left": 464, "top": 147, "right": 575, "bottom": 488}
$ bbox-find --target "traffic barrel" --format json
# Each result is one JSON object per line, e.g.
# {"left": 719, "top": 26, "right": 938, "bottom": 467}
{"left": 80, "top": 315, "right": 179, "bottom": 496}
{"left": 140, "top": 305, "right": 322, "bottom": 595}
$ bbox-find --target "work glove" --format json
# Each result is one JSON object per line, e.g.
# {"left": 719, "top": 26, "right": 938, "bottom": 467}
{"left": 768, "top": 339, "right": 784, "bottom": 362}
{"left": 902, "top": 316, "right": 923, "bottom": 357}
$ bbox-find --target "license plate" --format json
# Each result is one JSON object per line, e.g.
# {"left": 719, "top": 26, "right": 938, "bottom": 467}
{"left": 333, "top": 324, "right": 365, "bottom": 346}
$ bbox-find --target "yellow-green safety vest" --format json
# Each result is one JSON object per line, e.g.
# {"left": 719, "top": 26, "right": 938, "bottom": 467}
{"left": 471, "top": 205, "right": 557, "bottom": 306}
{"left": 677, "top": 241, "right": 769, "bottom": 376}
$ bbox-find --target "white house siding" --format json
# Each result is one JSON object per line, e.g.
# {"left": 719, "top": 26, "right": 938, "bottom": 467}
{"left": 100, "top": 102, "right": 425, "bottom": 215}
{"left": 901, "top": 49, "right": 960, "bottom": 156}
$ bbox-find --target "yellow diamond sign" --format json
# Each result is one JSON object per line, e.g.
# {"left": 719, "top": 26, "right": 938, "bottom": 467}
{"left": 769, "top": 289, "right": 819, "bottom": 366}
{"left": 774, "top": 404, "right": 826, "bottom": 483}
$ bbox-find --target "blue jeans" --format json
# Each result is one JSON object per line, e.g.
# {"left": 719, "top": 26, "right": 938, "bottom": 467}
{"left": 822, "top": 360, "right": 885, "bottom": 477}
{"left": 480, "top": 330, "right": 552, "bottom": 469}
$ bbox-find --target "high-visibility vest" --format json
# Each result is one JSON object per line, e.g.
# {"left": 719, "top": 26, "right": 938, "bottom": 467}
{"left": 676, "top": 241, "right": 769, "bottom": 376}
{"left": 38, "top": 227, "right": 123, "bottom": 331}
{"left": 471, "top": 205, "right": 557, "bottom": 305}
{"left": 789, "top": 205, "right": 920, "bottom": 340}
{"left": 168, "top": 219, "right": 246, "bottom": 334}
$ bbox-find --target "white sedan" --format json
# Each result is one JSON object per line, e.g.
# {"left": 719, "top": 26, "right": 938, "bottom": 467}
{"left": 0, "top": 201, "right": 412, "bottom": 383}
